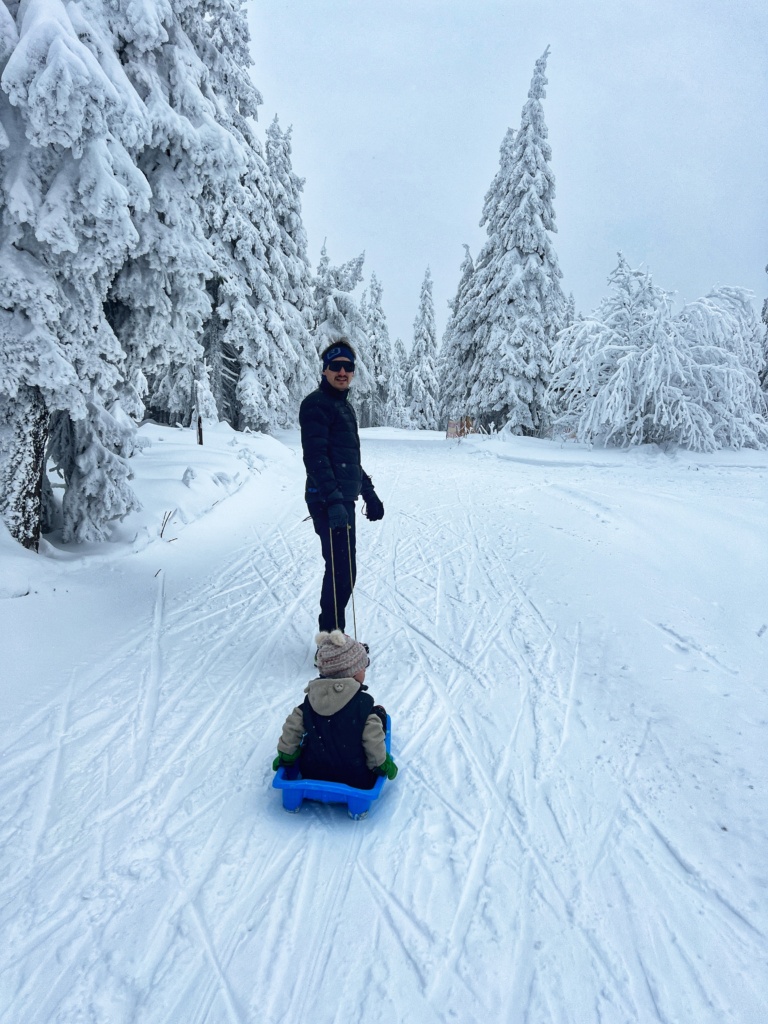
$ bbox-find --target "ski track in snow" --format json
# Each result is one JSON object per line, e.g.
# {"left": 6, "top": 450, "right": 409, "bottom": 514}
{"left": 1, "top": 437, "right": 766, "bottom": 1023}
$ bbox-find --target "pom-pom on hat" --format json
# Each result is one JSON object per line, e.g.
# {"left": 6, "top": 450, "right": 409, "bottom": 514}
{"left": 315, "top": 630, "right": 368, "bottom": 678}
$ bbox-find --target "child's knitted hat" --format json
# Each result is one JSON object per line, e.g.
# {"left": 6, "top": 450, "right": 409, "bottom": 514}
{"left": 315, "top": 630, "right": 368, "bottom": 678}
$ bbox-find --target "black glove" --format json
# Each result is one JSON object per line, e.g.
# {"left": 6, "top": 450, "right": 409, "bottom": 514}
{"left": 327, "top": 503, "right": 349, "bottom": 529}
{"left": 362, "top": 491, "right": 384, "bottom": 522}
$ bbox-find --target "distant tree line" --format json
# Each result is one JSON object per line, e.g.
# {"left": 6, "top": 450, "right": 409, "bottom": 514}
{"left": 1, "top": 9, "right": 765, "bottom": 549}
{"left": 438, "top": 48, "right": 768, "bottom": 451}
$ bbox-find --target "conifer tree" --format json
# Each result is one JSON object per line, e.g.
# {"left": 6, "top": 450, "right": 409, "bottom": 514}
{"left": 677, "top": 287, "right": 767, "bottom": 448}
{"left": 444, "top": 130, "right": 516, "bottom": 426}
{"left": 362, "top": 272, "right": 394, "bottom": 426}
{"left": 204, "top": 126, "right": 298, "bottom": 434}
{"left": 201, "top": 287, "right": 239, "bottom": 424}
{"left": 550, "top": 255, "right": 768, "bottom": 451}
{"left": 358, "top": 286, "right": 369, "bottom": 331}
{"left": 186, "top": 1, "right": 294, "bottom": 431}
{"left": 385, "top": 338, "right": 412, "bottom": 428}
{"left": 406, "top": 268, "right": 440, "bottom": 429}
{"left": 460, "top": 50, "right": 565, "bottom": 435}
{"left": 266, "top": 115, "right": 316, "bottom": 412}
{"left": 195, "top": 360, "right": 219, "bottom": 423}
{"left": 0, "top": 0, "right": 148, "bottom": 544}
{"left": 355, "top": 285, "right": 374, "bottom": 427}
{"left": 480, "top": 126, "right": 517, "bottom": 234}
{"left": 1, "top": 0, "right": 307, "bottom": 545}
{"left": 758, "top": 270, "right": 768, "bottom": 390}
{"left": 438, "top": 245, "right": 475, "bottom": 423}
{"left": 313, "top": 244, "right": 364, "bottom": 347}
{"left": 104, "top": 0, "right": 301, "bottom": 435}
{"left": 103, "top": 0, "right": 223, "bottom": 427}
{"left": 313, "top": 243, "right": 374, "bottom": 410}
{"left": 550, "top": 255, "right": 669, "bottom": 443}
{"left": 562, "top": 292, "right": 577, "bottom": 332}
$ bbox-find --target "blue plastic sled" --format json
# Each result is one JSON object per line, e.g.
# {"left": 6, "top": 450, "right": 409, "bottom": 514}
{"left": 273, "top": 716, "right": 392, "bottom": 819}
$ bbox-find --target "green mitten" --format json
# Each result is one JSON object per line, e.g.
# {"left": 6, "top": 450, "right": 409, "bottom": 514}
{"left": 272, "top": 750, "right": 300, "bottom": 771}
{"left": 377, "top": 754, "right": 398, "bottom": 780}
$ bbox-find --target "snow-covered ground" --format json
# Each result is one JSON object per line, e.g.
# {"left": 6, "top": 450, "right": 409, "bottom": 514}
{"left": 1, "top": 423, "right": 767, "bottom": 1023}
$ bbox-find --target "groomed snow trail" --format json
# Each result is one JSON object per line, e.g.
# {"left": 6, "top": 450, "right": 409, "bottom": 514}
{"left": 1, "top": 433, "right": 766, "bottom": 1023}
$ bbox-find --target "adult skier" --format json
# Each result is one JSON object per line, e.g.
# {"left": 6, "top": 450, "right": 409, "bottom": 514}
{"left": 299, "top": 340, "right": 385, "bottom": 636}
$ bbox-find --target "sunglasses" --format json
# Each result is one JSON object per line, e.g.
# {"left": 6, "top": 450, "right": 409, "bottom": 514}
{"left": 327, "top": 360, "right": 355, "bottom": 373}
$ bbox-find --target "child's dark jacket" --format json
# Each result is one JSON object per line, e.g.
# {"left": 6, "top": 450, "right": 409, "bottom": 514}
{"left": 277, "top": 677, "right": 386, "bottom": 790}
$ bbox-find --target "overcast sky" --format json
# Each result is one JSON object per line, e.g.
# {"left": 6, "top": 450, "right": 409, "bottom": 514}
{"left": 247, "top": 0, "right": 768, "bottom": 347}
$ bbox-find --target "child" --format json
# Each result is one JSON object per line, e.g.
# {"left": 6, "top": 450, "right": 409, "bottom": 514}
{"left": 272, "top": 630, "right": 398, "bottom": 790}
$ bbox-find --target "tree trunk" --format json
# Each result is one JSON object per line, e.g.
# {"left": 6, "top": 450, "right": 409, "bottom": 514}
{"left": 195, "top": 384, "right": 203, "bottom": 445}
{"left": 1, "top": 385, "right": 49, "bottom": 550}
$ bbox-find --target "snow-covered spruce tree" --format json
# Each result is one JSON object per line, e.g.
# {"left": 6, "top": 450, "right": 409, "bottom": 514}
{"left": 550, "top": 256, "right": 768, "bottom": 451}
{"left": 0, "top": 0, "right": 151, "bottom": 545}
{"left": 313, "top": 243, "right": 374, "bottom": 407}
{"left": 707, "top": 286, "right": 767, "bottom": 381}
{"left": 544, "top": 290, "right": 578, "bottom": 425}
{"left": 200, "top": 281, "right": 238, "bottom": 423}
{"left": 674, "top": 287, "right": 767, "bottom": 448}
{"left": 313, "top": 244, "right": 364, "bottom": 347}
{"left": 481, "top": 126, "right": 517, "bottom": 235}
{"left": 445, "top": 129, "right": 516, "bottom": 426}
{"left": 550, "top": 256, "right": 680, "bottom": 445}
{"left": 461, "top": 50, "right": 566, "bottom": 435}
{"left": 562, "top": 292, "right": 577, "bottom": 332}
{"left": 360, "top": 272, "right": 393, "bottom": 426}
{"left": 203, "top": 123, "right": 300, "bottom": 434}
{"left": 102, "top": 1, "right": 221, "bottom": 429}
{"left": 358, "top": 284, "right": 369, "bottom": 327}
{"left": 192, "top": 358, "right": 218, "bottom": 444}
{"left": 406, "top": 267, "right": 440, "bottom": 429}
{"left": 385, "top": 337, "right": 411, "bottom": 428}
{"left": 169, "top": 0, "right": 266, "bottom": 430}
{"left": 266, "top": 115, "right": 316, "bottom": 414}
{"left": 354, "top": 284, "right": 374, "bottom": 427}
{"left": 104, "top": 0, "right": 303, "bottom": 436}
{"left": 438, "top": 244, "right": 475, "bottom": 423}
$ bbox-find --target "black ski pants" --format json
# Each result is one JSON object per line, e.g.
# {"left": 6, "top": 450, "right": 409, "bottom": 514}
{"left": 309, "top": 502, "right": 357, "bottom": 633}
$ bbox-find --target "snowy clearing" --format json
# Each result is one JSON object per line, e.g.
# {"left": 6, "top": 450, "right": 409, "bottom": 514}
{"left": 1, "top": 424, "right": 767, "bottom": 1023}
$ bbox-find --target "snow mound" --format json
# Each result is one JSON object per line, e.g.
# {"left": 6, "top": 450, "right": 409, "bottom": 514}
{"left": 40, "top": 420, "right": 300, "bottom": 557}
{"left": 0, "top": 521, "right": 33, "bottom": 597}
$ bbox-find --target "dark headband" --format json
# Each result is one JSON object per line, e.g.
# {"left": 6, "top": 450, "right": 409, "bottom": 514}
{"left": 322, "top": 344, "right": 356, "bottom": 368}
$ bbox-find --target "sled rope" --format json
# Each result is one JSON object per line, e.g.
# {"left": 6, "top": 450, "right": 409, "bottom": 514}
{"left": 328, "top": 523, "right": 358, "bottom": 639}
{"left": 329, "top": 526, "right": 340, "bottom": 630}
{"left": 347, "top": 524, "right": 358, "bottom": 640}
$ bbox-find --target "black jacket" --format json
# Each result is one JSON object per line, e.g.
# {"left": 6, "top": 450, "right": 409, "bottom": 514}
{"left": 299, "top": 379, "right": 373, "bottom": 506}
{"left": 299, "top": 688, "right": 377, "bottom": 789}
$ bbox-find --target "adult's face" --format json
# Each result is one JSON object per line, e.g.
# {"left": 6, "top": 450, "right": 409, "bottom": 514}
{"left": 322, "top": 359, "right": 355, "bottom": 391}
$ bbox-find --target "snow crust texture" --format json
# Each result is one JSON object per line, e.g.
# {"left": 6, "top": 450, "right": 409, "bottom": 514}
{"left": 1, "top": 427, "right": 766, "bottom": 1023}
